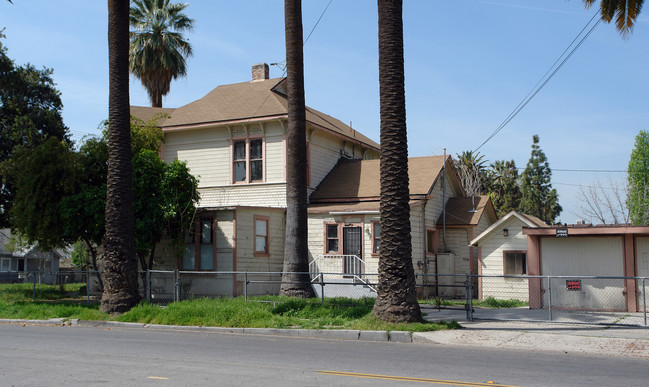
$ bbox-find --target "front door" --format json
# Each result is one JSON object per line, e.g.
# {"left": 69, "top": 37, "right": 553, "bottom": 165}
{"left": 342, "top": 226, "right": 362, "bottom": 275}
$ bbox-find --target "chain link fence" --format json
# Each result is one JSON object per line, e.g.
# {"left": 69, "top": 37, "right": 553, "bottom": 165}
{"left": 4, "top": 269, "right": 647, "bottom": 326}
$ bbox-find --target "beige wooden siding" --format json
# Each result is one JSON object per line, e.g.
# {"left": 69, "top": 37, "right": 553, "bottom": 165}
{"left": 235, "top": 208, "right": 285, "bottom": 296}
{"left": 636, "top": 237, "right": 649, "bottom": 278}
{"left": 198, "top": 183, "right": 287, "bottom": 208}
{"left": 165, "top": 139, "right": 231, "bottom": 187}
{"left": 265, "top": 134, "right": 284, "bottom": 182}
{"left": 309, "top": 131, "right": 343, "bottom": 190}
{"left": 541, "top": 236, "right": 625, "bottom": 310}
{"left": 479, "top": 218, "right": 529, "bottom": 301}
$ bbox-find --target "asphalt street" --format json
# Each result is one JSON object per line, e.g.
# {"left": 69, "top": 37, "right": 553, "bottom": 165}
{"left": 0, "top": 323, "right": 647, "bottom": 386}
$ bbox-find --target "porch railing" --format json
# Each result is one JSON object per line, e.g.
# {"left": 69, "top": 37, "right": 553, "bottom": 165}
{"left": 309, "top": 254, "right": 376, "bottom": 292}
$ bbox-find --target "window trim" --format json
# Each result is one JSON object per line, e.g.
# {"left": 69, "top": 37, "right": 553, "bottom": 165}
{"left": 0, "top": 258, "right": 10, "bottom": 272}
{"left": 426, "top": 228, "right": 438, "bottom": 255}
{"left": 324, "top": 222, "right": 341, "bottom": 254}
{"left": 371, "top": 221, "right": 380, "bottom": 256}
{"left": 254, "top": 215, "right": 270, "bottom": 257}
{"left": 181, "top": 215, "right": 217, "bottom": 271}
{"left": 503, "top": 250, "right": 527, "bottom": 275}
{"left": 231, "top": 137, "right": 265, "bottom": 184}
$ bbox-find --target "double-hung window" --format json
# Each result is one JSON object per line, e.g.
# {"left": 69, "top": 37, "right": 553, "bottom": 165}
{"left": 233, "top": 138, "right": 264, "bottom": 183}
{"left": 326, "top": 224, "right": 340, "bottom": 254}
{"left": 371, "top": 222, "right": 380, "bottom": 255}
{"left": 254, "top": 216, "right": 269, "bottom": 256}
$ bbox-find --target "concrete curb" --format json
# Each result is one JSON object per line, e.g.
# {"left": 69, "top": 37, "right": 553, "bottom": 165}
{"left": 0, "top": 319, "right": 413, "bottom": 343}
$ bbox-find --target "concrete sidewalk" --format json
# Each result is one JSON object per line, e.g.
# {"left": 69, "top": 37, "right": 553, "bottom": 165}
{"left": 414, "top": 320, "right": 649, "bottom": 359}
{"left": 2, "top": 317, "right": 648, "bottom": 359}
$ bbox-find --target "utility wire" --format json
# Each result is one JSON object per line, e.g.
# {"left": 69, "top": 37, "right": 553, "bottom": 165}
{"left": 474, "top": 12, "right": 601, "bottom": 152}
{"left": 253, "top": 0, "right": 334, "bottom": 117}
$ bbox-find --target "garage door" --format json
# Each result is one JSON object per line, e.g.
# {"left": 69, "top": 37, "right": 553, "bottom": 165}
{"left": 541, "top": 236, "right": 624, "bottom": 310}
{"left": 541, "top": 236, "right": 623, "bottom": 276}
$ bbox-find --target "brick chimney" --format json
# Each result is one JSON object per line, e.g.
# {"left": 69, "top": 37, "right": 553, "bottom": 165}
{"left": 252, "top": 63, "right": 269, "bottom": 81}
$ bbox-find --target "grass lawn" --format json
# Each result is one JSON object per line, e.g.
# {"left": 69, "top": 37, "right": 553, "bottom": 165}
{"left": 419, "top": 296, "right": 528, "bottom": 309}
{"left": 0, "top": 284, "right": 460, "bottom": 332}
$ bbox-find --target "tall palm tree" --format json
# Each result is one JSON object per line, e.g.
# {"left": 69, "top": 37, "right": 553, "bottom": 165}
{"left": 280, "top": 0, "right": 315, "bottom": 298}
{"left": 129, "top": 0, "right": 194, "bottom": 107}
{"left": 582, "top": 0, "right": 644, "bottom": 37}
{"left": 372, "top": 0, "right": 421, "bottom": 322}
{"left": 102, "top": 0, "right": 140, "bottom": 314}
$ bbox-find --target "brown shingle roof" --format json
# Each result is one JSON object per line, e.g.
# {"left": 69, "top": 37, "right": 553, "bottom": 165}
{"left": 438, "top": 196, "right": 493, "bottom": 226}
{"left": 310, "top": 156, "right": 447, "bottom": 201}
{"left": 130, "top": 78, "right": 378, "bottom": 150}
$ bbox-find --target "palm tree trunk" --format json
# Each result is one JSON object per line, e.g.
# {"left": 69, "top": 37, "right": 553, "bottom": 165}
{"left": 102, "top": 0, "right": 140, "bottom": 313}
{"left": 280, "top": 0, "right": 315, "bottom": 298}
{"left": 373, "top": 0, "right": 421, "bottom": 322}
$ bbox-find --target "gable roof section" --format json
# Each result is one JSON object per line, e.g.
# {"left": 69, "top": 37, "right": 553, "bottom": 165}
{"left": 310, "top": 156, "right": 447, "bottom": 203}
{"left": 469, "top": 210, "right": 548, "bottom": 246}
{"left": 130, "top": 106, "right": 176, "bottom": 126}
{"left": 438, "top": 196, "right": 496, "bottom": 227}
{"left": 131, "top": 78, "right": 378, "bottom": 151}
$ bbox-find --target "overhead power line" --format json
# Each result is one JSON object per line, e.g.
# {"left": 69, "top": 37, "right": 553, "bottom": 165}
{"left": 474, "top": 12, "right": 601, "bottom": 152}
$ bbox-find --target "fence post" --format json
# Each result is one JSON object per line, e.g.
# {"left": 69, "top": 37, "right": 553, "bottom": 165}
{"left": 86, "top": 269, "right": 90, "bottom": 304}
{"left": 32, "top": 272, "right": 36, "bottom": 301}
{"left": 244, "top": 272, "right": 248, "bottom": 302}
{"left": 465, "top": 272, "right": 473, "bottom": 321}
{"left": 642, "top": 278, "right": 647, "bottom": 326}
{"left": 146, "top": 270, "right": 151, "bottom": 302}
{"left": 547, "top": 276, "right": 553, "bottom": 322}
{"left": 174, "top": 270, "right": 180, "bottom": 302}
{"left": 320, "top": 274, "right": 325, "bottom": 303}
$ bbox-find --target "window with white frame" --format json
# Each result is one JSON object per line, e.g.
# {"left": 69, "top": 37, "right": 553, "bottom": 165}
{"left": 233, "top": 138, "right": 264, "bottom": 183}
{"left": 254, "top": 216, "right": 269, "bottom": 256}
{"left": 504, "top": 251, "right": 526, "bottom": 275}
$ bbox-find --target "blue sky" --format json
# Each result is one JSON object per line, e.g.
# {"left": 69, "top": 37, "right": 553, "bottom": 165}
{"left": 1, "top": 0, "right": 648, "bottom": 223}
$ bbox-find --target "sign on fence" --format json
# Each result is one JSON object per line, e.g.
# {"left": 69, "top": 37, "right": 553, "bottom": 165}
{"left": 566, "top": 279, "right": 581, "bottom": 291}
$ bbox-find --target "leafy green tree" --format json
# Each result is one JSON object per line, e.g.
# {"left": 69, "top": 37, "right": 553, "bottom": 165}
{"left": 486, "top": 160, "right": 521, "bottom": 217}
{"left": 129, "top": 0, "right": 194, "bottom": 107}
{"left": 627, "top": 130, "right": 649, "bottom": 225}
{"left": 582, "top": 0, "right": 644, "bottom": 37}
{"left": 0, "top": 31, "right": 70, "bottom": 227}
{"left": 520, "top": 135, "right": 562, "bottom": 224}
{"left": 373, "top": 0, "right": 421, "bottom": 323}
{"left": 9, "top": 138, "right": 77, "bottom": 250}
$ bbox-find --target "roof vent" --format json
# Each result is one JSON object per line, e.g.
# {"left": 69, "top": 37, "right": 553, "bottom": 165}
{"left": 252, "top": 63, "right": 269, "bottom": 81}
{"left": 575, "top": 220, "right": 588, "bottom": 225}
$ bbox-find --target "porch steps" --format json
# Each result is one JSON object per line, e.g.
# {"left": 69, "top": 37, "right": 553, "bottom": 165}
{"left": 312, "top": 278, "right": 377, "bottom": 299}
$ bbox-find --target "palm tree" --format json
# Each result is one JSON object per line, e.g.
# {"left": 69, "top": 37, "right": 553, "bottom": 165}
{"left": 582, "top": 0, "right": 644, "bottom": 37}
{"left": 372, "top": 0, "right": 421, "bottom": 322}
{"left": 279, "top": 0, "right": 315, "bottom": 298}
{"left": 129, "top": 0, "right": 194, "bottom": 107}
{"left": 102, "top": 0, "right": 140, "bottom": 314}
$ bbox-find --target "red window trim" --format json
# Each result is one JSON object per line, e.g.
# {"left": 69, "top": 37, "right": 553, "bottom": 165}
{"left": 180, "top": 215, "right": 217, "bottom": 271}
{"left": 231, "top": 137, "right": 265, "bottom": 184}
{"left": 254, "top": 215, "right": 270, "bottom": 257}
{"left": 371, "top": 221, "right": 380, "bottom": 256}
{"left": 324, "top": 222, "right": 341, "bottom": 255}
